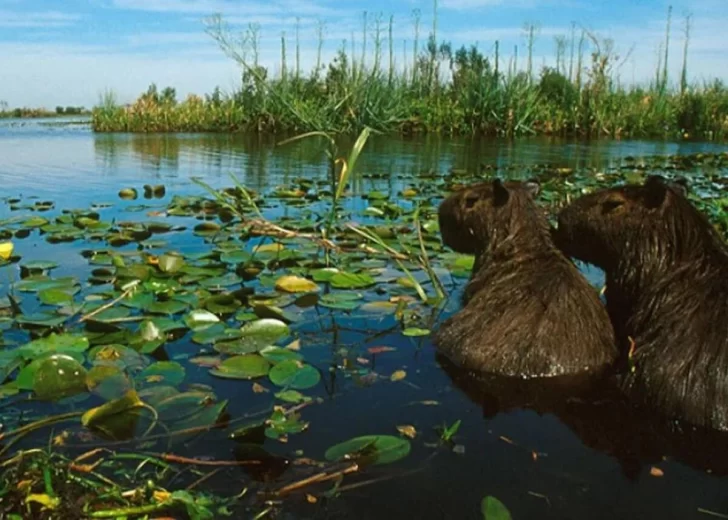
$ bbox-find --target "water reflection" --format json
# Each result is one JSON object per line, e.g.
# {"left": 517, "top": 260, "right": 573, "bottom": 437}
{"left": 439, "top": 353, "right": 728, "bottom": 479}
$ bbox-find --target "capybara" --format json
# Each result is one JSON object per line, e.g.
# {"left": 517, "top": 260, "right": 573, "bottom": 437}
{"left": 433, "top": 179, "right": 617, "bottom": 378}
{"left": 555, "top": 174, "right": 728, "bottom": 431}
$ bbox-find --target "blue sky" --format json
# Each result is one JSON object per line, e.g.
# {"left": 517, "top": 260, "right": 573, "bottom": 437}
{"left": 0, "top": 0, "right": 726, "bottom": 108}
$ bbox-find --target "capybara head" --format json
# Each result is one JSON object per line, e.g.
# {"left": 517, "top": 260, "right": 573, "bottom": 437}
{"left": 438, "top": 179, "right": 542, "bottom": 256}
{"left": 555, "top": 175, "right": 695, "bottom": 269}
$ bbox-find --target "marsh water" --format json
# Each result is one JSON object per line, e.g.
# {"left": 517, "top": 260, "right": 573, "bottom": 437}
{"left": 2, "top": 117, "right": 728, "bottom": 519}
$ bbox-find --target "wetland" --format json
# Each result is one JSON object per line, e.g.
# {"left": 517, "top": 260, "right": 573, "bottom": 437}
{"left": 1, "top": 118, "right": 728, "bottom": 519}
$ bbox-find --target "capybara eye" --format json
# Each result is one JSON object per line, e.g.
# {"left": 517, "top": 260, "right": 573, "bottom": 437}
{"left": 464, "top": 194, "right": 479, "bottom": 209}
{"left": 601, "top": 199, "right": 624, "bottom": 214}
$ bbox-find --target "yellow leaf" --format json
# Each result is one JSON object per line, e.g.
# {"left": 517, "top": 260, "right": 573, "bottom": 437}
{"left": 153, "top": 490, "right": 172, "bottom": 502}
{"left": 275, "top": 275, "right": 320, "bottom": 293}
{"left": 306, "top": 494, "right": 318, "bottom": 504}
{"left": 390, "top": 370, "right": 407, "bottom": 382}
{"left": 25, "top": 494, "right": 60, "bottom": 510}
{"left": 81, "top": 390, "right": 143, "bottom": 428}
{"left": 396, "top": 425, "right": 417, "bottom": 439}
{"left": 0, "top": 241, "right": 14, "bottom": 260}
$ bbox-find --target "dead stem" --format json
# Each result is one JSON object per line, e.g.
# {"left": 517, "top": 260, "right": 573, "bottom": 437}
{"left": 186, "top": 467, "right": 224, "bottom": 491}
{"left": 79, "top": 281, "right": 139, "bottom": 322}
{"left": 270, "top": 462, "right": 360, "bottom": 497}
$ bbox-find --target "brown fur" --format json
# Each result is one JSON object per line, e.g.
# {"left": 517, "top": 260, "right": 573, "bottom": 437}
{"left": 555, "top": 175, "right": 728, "bottom": 431}
{"left": 433, "top": 179, "right": 617, "bottom": 378}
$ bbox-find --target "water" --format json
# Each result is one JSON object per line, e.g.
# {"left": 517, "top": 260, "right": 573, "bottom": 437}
{"left": 1, "top": 118, "right": 728, "bottom": 519}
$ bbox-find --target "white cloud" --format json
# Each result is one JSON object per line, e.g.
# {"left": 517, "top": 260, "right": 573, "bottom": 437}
{"left": 111, "top": 0, "right": 343, "bottom": 17}
{"left": 0, "top": 10, "right": 82, "bottom": 28}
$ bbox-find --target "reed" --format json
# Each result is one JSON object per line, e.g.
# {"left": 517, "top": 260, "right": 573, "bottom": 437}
{"left": 91, "top": 5, "right": 728, "bottom": 140}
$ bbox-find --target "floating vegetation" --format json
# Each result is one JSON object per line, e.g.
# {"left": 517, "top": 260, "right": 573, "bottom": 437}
{"left": 1, "top": 149, "right": 728, "bottom": 517}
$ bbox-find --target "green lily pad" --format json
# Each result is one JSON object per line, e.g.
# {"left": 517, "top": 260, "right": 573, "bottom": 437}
{"left": 275, "top": 390, "right": 311, "bottom": 404}
{"left": 137, "top": 361, "right": 186, "bottom": 387}
{"left": 481, "top": 496, "right": 512, "bottom": 520}
{"left": 184, "top": 309, "right": 221, "bottom": 331}
{"left": 209, "top": 354, "right": 271, "bottom": 380}
{"left": 32, "top": 354, "right": 89, "bottom": 401}
{"left": 15, "top": 333, "right": 90, "bottom": 359}
{"left": 330, "top": 272, "right": 376, "bottom": 289}
{"left": 259, "top": 346, "right": 303, "bottom": 363}
{"left": 238, "top": 318, "right": 290, "bottom": 351}
{"left": 402, "top": 327, "right": 431, "bottom": 337}
{"left": 269, "top": 360, "right": 320, "bottom": 389}
{"left": 324, "top": 435, "right": 411, "bottom": 466}
{"left": 16, "top": 312, "right": 68, "bottom": 328}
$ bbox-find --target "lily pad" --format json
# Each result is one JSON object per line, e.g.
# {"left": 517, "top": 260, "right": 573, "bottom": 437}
{"left": 324, "top": 435, "right": 411, "bottom": 466}
{"left": 209, "top": 354, "right": 271, "bottom": 380}
{"left": 269, "top": 360, "right": 320, "bottom": 389}
{"left": 274, "top": 275, "right": 320, "bottom": 293}
{"left": 481, "top": 496, "right": 512, "bottom": 520}
{"left": 137, "top": 361, "right": 186, "bottom": 387}
{"left": 238, "top": 318, "right": 290, "bottom": 351}
{"left": 330, "top": 272, "right": 376, "bottom": 289}
{"left": 32, "top": 354, "right": 89, "bottom": 401}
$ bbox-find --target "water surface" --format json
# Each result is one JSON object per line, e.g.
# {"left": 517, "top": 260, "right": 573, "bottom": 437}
{"left": 2, "top": 120, "right": 728, "bottom": 519}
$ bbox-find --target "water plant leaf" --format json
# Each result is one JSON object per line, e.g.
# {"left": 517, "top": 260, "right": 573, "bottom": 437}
{"left": 32, "top": 354, "right": 89, "bottom": 401}
{"left": 329, "top": 272, "right": 376, "bottom": 289}
{"left": 16, "top": 333, "right": 90, "bottom": 359}
{"left": 238, "top": 318, "right": 290, "bottom": 351}
{"left": 259, "top": 346, "right": 303, "bottom": 363}
{"left": 184, "top": 309, "right": 221, "bottom": 330}
{"left": 324, "top": 435, "right": 411, "bottom": 466}
{"left": 158, "top": 253, "right": 185, "bottom": 273}
{"left": 275, "top": 389, "right": 311, "bottom": 403}
{"left": 147, "top": 299, "right": 189, "bottom": 315}
{"left": 481, "top": 496, "right": 512, "bottom": 520}
{"left": 81, "top": 389, "right": 144, "bottom": 427}
{"left": 269, "top": 360, "right": 320, "bottom": 389}
{"left": 275, "top": 275, "right": 320, "bottom": 293}
{"left": 209, "top": 354, "right": 271, "bottom": 380}
{"left": 137, "top": 361, "right": 186, "bottom": 387}
{"left": 38, "top": 288, "right": 75, "bottom": 306}
{"left": 253, "top": 304, "right": 299, "bottom": 324}
{"left": 86, "top": 365, "right": 133, "bottom": 400}
{"left": 403, "top": 327, "right": 431, "bottom": 337}
{"left": 16, "top": 312, "right": 68, "bottom": 328}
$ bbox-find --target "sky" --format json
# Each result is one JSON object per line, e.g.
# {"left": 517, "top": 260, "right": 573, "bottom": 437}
{"left": 0, "top": 0, "right": 726, "bottom": 108}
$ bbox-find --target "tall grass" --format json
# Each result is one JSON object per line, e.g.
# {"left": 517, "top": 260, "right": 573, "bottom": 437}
{"left": 92, "top": 5, "right": 728, "bottom": 140}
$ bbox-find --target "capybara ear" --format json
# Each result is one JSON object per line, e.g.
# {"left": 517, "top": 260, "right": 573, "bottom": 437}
{"left": 524, "top": 179, "right": 541, "bottom": 198}
{"left": 673, "top": 177, "right": 689, "bottom": 196}
{"left": 492, "top": 178, "right": 510, "bottom": 207}
{"left": 643, "top": 175, "right": 669, "bottom": 209}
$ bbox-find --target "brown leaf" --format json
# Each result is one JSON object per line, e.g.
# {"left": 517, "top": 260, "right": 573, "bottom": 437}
{"left": 368, "top": 346, "right": 396, "bottom": 355}
{"left": 650, "top": 466, "right": 664, "bottom": 477}
{"left": 285, "top": 339, "right": 301, "bottom": 351}
{"left": 252, "top": 383, "right": 269, "bottom": 394}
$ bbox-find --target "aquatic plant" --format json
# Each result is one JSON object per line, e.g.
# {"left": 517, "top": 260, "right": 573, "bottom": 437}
{"left": 92, "top": 6, "right": 728, "bottom": 140}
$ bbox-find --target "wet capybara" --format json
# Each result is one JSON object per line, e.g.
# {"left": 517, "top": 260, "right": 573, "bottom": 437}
{"left": 433, "top": 179, "right": 617, "bottom": 378}
{"left": 555, "top": 174, "right": 728, "bottom": 431}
